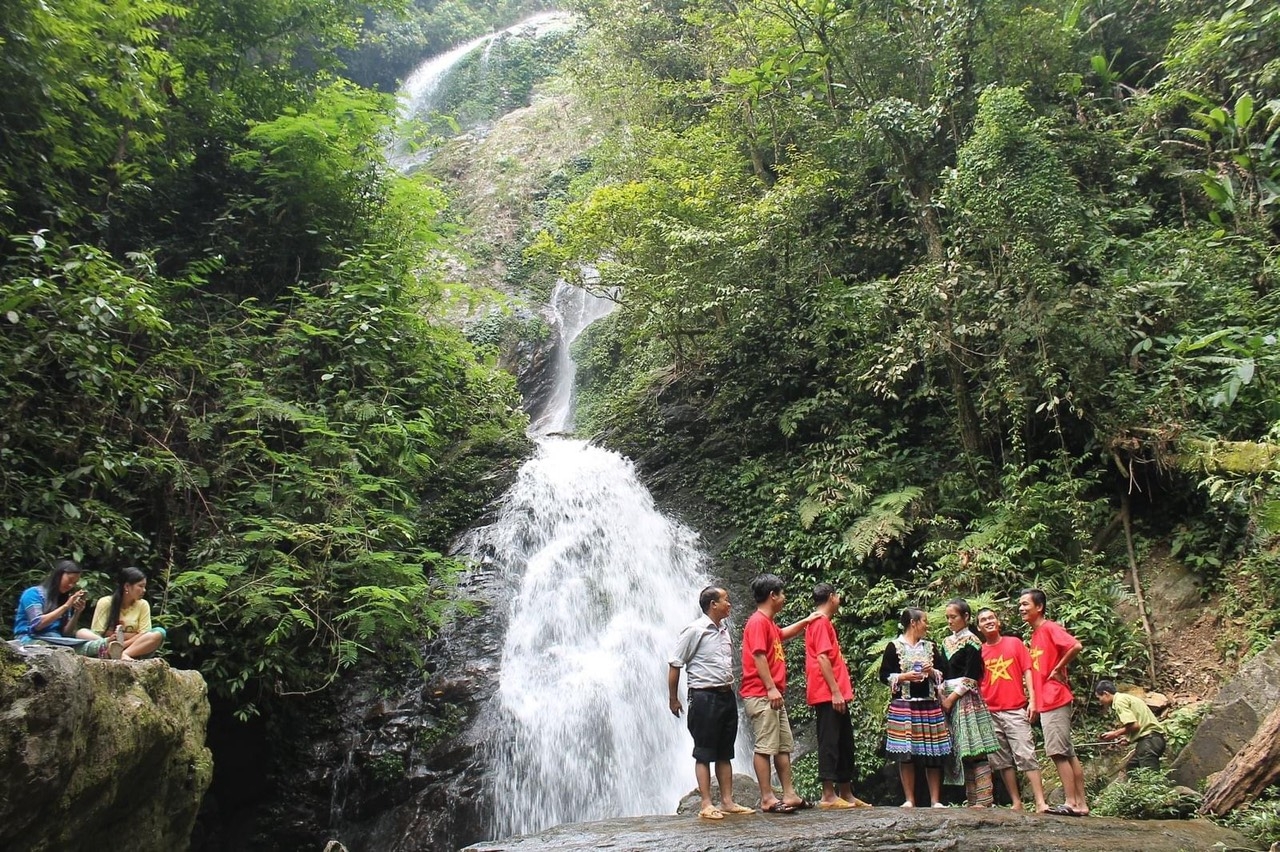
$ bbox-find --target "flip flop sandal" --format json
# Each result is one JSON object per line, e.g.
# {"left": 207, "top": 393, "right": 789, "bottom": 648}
{"left": 763, "top": 801, "right": 797, "bottom": 813}
{"left": 698, "top": 806, "right": 724, "bottom": 820}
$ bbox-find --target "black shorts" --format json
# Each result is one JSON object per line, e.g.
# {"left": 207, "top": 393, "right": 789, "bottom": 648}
{"left": 687, "top": 688, "right": 738, "bottom": 763}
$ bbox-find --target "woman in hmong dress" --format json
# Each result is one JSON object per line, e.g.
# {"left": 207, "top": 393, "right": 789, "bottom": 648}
{"left": 940, "top": 598, "right": 1001, "bottom": 807}
{"left": 879, "top": 607, "right": 951, "bottom": 807}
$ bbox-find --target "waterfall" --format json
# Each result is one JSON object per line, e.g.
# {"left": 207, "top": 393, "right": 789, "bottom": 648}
{"left": 460, "top": 282, "right": 715, "bottom": 839}
{"left": 529, "top": 276, "right": 613, "bottom": 435}
{"left": 390, "top": 11, "right": 574, "bottom": 172}
{"left": 483, "top": 440, "right": 710, "bottom": 837}
{"left": 398, "top": 11, "right": 574, "bottom": 122}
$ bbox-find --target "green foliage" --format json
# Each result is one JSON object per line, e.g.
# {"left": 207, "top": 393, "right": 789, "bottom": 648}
{"left": 1162, "top": 701, "right": 1210, "bottom": 759}
{"left": 0, "top": 0, "right": 185, "bottom": 231}
{"left": 1092, "top": 769, "right": 1199, "bottom": 819}
{"left": 0, "top": 0, "right": 531, "bottom": 723}
{"left": 1223, "top": 789, "right": 1280, "bottom": 849}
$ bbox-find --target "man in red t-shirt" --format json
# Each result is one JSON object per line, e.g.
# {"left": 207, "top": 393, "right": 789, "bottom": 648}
{"left": 1020, "top": 588, "right": 1087, "bottom": 816}
{"left": 741, "top": 573, "right": 817, "bottom": 813}
{"left": 804, "top": 584, "right": 871, "bottom": 810}
{"left": 976, "top": 607, "right": 1048, "bottom": 812}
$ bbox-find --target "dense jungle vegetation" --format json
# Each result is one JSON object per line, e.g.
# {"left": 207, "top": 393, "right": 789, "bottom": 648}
{"left": 533, "top": 0, "right": 1280, "bottom": 818}
{"left": 5, "top": 0, "right": 1280, "bottom": 842}
{"left": 0, "top": 0, "right": 545, "bottom": 721}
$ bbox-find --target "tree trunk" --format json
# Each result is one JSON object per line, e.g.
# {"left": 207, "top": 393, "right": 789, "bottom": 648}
{"left": 916, "top": 197, "right": 984, "bottom": 458}
{"left": 1199, "top": 702, "right": 1280, "bottom": 816}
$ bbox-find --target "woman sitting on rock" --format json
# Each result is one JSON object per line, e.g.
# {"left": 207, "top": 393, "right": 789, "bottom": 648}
{"left": 92, "top": 566, "right": 166, "bottom": 661}
{"left": 12, "top": 558, "right": 120, "bottom": 658}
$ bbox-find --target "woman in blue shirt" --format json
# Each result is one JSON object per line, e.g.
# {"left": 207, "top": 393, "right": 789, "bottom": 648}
{"left": 13, "top": 559, "right": 118, "bottom": 658}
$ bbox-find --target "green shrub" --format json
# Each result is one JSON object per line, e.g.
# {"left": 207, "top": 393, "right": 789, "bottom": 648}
{"left": 1092, "top": 769, "right": 1198, "bottom": 819}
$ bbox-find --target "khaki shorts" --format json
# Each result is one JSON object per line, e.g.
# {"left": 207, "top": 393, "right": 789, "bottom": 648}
{"left": 743, "top": 695, "right": 794, "bottom": 756}
{"left": 989, "top": 708, "right": 1039, "bottom": 771}
{"left": 1040, "top": 705, "right": 1075, "bottom": 758}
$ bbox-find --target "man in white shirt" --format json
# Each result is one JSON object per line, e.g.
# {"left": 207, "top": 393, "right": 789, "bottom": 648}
{"left": 668, "top": 586, "right": 755, "bottom": 819}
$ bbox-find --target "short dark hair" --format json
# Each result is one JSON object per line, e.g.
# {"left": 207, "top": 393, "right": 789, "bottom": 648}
{"left": 899, "top": 607, "right": 926, "bottom": 630}
{"left": 1094, "top": 680, "right": 1117, "bottom": 696}
{"left": 1020, "top": 588, "right": 1047, "bottom": 614}
{"left": 751, "top": 574, "right": 785, "bottom": 604}
{"left": 699, "top": 586, "right": 723, "bottom": 614}
{"left": 813, "top": 582, "right": 836, "bottom": 604}
{"left": 976, "top": 607, "right": 997, "bottom": 620}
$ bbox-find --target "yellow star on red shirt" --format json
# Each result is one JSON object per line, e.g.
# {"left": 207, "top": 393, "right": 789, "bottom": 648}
{"left": 1030, "top": 646, "right": 1044, "bottom": 672}
{"left": 986, "top": 654, "right": 1015, "bottom": 683}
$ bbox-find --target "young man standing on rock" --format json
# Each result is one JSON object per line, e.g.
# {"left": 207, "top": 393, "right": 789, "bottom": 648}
{"left": 1096, "top": 680, "right": 1167, "bottom": 772}
{"left": 742, "top": 573, "right": 818, "bottom": 814}
{"left": 1020, "top": 588, "right": 1089, "bottom": 816}
{"left": 976, "top": 607, "right": 1049, "bottom": 812}
{"left": 805, "top": 583, "right": 872, "bottom": 810}
{"left": 668, "top": 585, "right": 755, "bottom": 820}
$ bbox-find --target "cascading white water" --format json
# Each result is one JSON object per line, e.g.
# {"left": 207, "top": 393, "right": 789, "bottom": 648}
{"left": 466, "top": 282, "right": 714, "bottom": 838}
{"left": 484, "top": 440, "right": 711, "bottom": 838}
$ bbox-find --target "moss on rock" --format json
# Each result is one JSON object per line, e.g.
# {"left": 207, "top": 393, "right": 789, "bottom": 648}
{"left": 0, "top": 643, "right": 213, "bottom": 852}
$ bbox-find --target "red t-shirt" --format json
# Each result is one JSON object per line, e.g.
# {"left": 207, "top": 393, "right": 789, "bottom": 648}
{"left": 980, "top": 635, "right": 1032, "bottom": 712}
{"left": 1029, "top": 619, "right": 1077, "bottom": 712}
{"left": 741, "top": 609, "right": 786, "bottom": 698}
{"left": 804, "top": 614, "right": 853, "bottom": 705}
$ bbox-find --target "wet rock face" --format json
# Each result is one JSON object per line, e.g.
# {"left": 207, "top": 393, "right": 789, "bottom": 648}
{"left": 0, "top": 643, "right": 213, "bottom": 852}
{"left": 460, "top": 807, "right": 1246, "bottom": 852}
{"left": 1170, "top": 634, "right": 1280, "bottom": 788}
{"left": 320, "top": 560, "right": 512, "bottom": 852}
{"left": 510, "top": 320, "right": 559, "bottom": 419}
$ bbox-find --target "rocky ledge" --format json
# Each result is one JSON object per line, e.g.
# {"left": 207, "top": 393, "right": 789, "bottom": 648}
{"left": 0, "top": 642, "right": 213, "bottom": 852}
{"left": 461, "top": 806, "right": 1251, "bottom": 852}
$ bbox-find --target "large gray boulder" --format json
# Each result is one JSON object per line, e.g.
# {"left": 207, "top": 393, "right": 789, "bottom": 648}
{"left": 1170, "top": 635, "right": 1280, "bottom": 788}
{"left": 460, "top": 807, "right": 1249, "bottom": 852}
{"left": 0, "top": 642, "right": 213, "bottom": 852}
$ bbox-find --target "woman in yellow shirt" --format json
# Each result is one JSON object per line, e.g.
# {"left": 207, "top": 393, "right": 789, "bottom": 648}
{"left": 91, "top": 567, "right": 166, "bottom": 661}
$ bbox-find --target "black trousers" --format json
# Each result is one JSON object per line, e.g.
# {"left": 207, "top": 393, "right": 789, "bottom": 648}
{"left": 814, "top": 701, "right": 855, "bottom": 783}
{"left": 1127, "top": 732, "right": 1166, "bottom": 772}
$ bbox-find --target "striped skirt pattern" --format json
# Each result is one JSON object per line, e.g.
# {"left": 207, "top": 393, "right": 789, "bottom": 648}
{"left": 885, "top": 698, "right": 952, "bottom": 761}
{"left": 941, "top": 686, "right": 1001, "bottom": 785}
{"left": 944, "top": 688, "right": 1001, "bottom": 759}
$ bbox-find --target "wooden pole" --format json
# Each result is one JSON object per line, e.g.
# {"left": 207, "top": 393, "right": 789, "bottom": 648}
{"left": 1120, "top": 495, "right": 1158, "bottom": 684}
